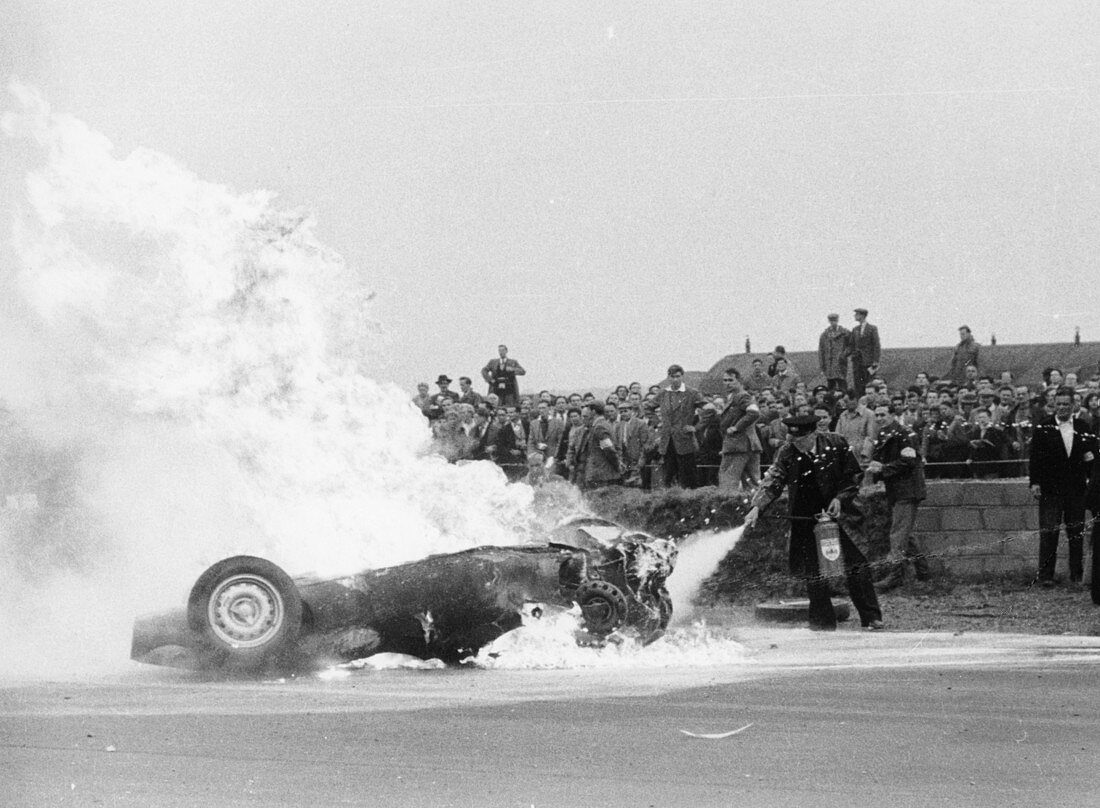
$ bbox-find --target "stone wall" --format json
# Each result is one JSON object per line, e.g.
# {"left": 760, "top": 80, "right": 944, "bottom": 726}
{"left": 915, "top": 480, "right": 1056, "bottom": 577}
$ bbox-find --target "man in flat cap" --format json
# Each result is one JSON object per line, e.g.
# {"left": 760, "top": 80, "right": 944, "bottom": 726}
{"left": 744, "top": 414, "right": 884, "bottom": 631}
{"left": 847, "top": 308, "right": 881, "bottom": 397}
{"left": 818, "top": 313, "right": 850, "bottom": 393}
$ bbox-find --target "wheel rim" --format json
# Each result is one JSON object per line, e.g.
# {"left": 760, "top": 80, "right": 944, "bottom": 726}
{"left": 207, "top": 574, "right": 284, "bottom": 648}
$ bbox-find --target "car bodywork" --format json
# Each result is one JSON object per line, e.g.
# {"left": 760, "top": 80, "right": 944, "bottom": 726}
{"left": 131, "top": 517, "right": 677, "bottom": 672}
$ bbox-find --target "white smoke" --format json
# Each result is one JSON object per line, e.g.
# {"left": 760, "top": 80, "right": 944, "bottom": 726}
{"left": 0, "top": 84, "right": 542, "bottom": 676}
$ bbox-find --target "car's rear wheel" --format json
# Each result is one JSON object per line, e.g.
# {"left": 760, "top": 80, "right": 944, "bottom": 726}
{"left": 187, "top": 556, "right": 302, "bottom": 672}
{"left": 575, "top": 580, "right": 628, "bottom": 635}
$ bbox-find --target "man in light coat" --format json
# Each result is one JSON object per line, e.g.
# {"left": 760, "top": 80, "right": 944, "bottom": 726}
{"left": 818, "top": 313, "right": 850, "bottom": 393}
{"left": 718, "top": 369, "right": 762, "bottom": 493}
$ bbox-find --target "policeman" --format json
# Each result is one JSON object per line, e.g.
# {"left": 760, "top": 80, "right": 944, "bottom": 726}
{"left": 744, "top": 414, "right": 884, "bottom": 631}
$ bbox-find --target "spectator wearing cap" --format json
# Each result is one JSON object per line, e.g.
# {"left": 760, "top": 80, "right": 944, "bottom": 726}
{"left": 847, "top": 308, "right": 881, "bottom": 397}
{"left": 481, "top": 344, "right": 526, "bottom": 408}
{"left": 744, "top": 414, "right": 884, "bottom": 631}
{"left": 433, "top": 375, "right": 460, "bottom": 409}
{"left": 657, "top": 364, "right": 706, "bottom": 489}
{"left": 818, "top": 313, "right": 851, "bottom": 393}
{"left": 948, "top": 325, "right": 981, "bottom": 385}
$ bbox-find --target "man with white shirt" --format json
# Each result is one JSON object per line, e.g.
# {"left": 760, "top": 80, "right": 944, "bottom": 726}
{"left": 657, "top": 364, "right": 706, "bottom": 488}
{"left": 846, "top": 308, "right": 881, "bottom": 398}
{"left": 1028, "top": 387, "right": 1098, "bottom": 587}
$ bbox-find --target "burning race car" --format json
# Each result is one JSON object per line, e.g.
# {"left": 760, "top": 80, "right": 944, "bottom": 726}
{"left": 131, "top": 517, "right": 676, "bottom": 673}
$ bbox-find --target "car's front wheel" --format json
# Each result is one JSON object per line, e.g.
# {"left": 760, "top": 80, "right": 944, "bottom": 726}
{"left": 187, "top": 556, "right": 302, "bottom": 672}
{"left": 575, "top": 579, "right": 628, "bottom": 635}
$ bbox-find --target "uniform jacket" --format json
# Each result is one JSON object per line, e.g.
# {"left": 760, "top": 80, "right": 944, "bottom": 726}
{"left": 657, "top": 385, "right": 705, "bottom": 456}
{"left": 719, "top": 392, "right": 762, "bottom": 454}
{"left": 847, "top": 323, "right": 881, "bottom": 367}
{"left": 753, "top": 433, "right": 863, "bottom": 518}
{"left": 870, "top": 420, "right": 926, "bottom": 501}
{"left": 818, "top": 325, "right": 851, "bottom": 380}
{"left": 1029, "top": 416, "right": 1097, "bottom": 497}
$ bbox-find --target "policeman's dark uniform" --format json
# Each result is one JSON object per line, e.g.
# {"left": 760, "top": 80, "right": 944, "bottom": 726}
{"left": 751, "top": 415, "right": 883, "bottom": 630}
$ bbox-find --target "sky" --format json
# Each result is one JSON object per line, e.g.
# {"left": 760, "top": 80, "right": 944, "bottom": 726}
{"left": 3, "top": 1, "right": 1099, "bottom": 393}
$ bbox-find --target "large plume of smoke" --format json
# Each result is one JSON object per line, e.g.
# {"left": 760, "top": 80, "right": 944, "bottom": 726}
{"left": 0, "top": 84, "right": 549, "bottom": 677}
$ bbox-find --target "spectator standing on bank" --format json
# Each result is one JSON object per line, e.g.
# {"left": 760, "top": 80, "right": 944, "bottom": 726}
{"left": 456, "top": 376, "right": 484, "bottom": 408}
{"left": 1029, "top": 387, "right": 1097, "bottom": 587}
{"left": 694, "top": 403, "right": 723, "bottom": 486}
{"left": 847, "top": 308, "right": 881, "bottom": 397}
{"left": 835, "top": 389, "right": 877, "bottom": 464}
{"left": 527, "top": 400, "right": 564, "bottom": 463}
{"left": 744, "top": 358, "right": 773, "bottom": 393}
{"left": 867, "top": 403, "right": 930, "bottom": 589}
{"left": 718, "top": 368, "right": 762, "bottom": 494}
{"left": 563, "top": 408, "right": 587, "bottom": 484}
{"left": 744, "top": 415, "right": 884, "bottom": 631}
{"left": 948, "top": 325, "right": 980, "bottom": 384}
{"left": 580, "top": 401, "right": 623, "bottom": 490}
{"left": 412, "top": 382, "right": 433, "bottom": 418}
{"left": 657, "top": 364, "right": 706, "bottom": 488}
{"left": 620, "top": 402, "right": 651, "bottom": 486}
{"left": 771, "top": 357, "right": 800, "bottom": 395}
{"left": 481, "top": 344, "right": 526, "bottom": 407}
{"left": 818, "top": 313, "right": 851, "bottom": 393}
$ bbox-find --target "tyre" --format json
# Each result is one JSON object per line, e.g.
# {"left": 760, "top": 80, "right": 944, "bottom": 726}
{"left": 187, "top": 555, "right": 302, "bottom": 672}
{"left": 636, "top": 588, "right": 673, "bottom": 646}
{"left": 752, "top": 599, "right": 851, "bottom": 625}
{"left": 575, "top": 579, "right": 628, "bottom": 635}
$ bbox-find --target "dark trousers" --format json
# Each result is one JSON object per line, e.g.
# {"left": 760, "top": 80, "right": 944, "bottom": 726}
{"left": 851, "top": 362, "right": 872, "bottom": 397}
{"left": 1038, "top": 493, "right": 1085, "bottom": 582}
{"left": 662, "top": 450, "right": 698, "bottom": 489}
{"left": 826, "top": 376, "right": 846, "bottom": 393}
{"left": 1091, "top": 515, "right": 1100, "bottom": 605}
{"left": 805, "top": 533, "right": 882, "bottom": 629}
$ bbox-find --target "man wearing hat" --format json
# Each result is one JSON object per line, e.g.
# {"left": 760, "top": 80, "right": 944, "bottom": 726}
{"left": 847, "top": 308, "right": 880, "bottom": 397}
{"left": 433, "top": 375, "right": 460, "bottom": 409}
{"left": 818, "top": 313, "right": 851, "bottom": 393}
{"left": 657, "top": 364, "right": 706, "bottom": 488}
{"left": 744, "top": 414, "right": 884, "bottom": 631}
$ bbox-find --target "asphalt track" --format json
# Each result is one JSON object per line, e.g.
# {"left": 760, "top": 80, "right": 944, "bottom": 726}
{"left": 3, "top": 627, "right": 1099, "bottom": 808}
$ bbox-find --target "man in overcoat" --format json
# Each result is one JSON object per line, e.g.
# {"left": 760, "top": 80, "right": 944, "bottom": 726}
{"left": 818, "top": 313, "right": 850, "bottom": 392}
{"left": 847, "top": 308, "right": 881, "bottom": 397}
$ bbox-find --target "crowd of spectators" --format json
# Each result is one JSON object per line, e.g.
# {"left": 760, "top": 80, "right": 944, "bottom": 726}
{"left": 413, "top": 323, "right": 1100, "bottom": 491}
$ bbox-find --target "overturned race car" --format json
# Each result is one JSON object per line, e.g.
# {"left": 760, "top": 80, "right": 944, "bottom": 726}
{"left": 131, "top": 517, "right": 677, "bottom": 673}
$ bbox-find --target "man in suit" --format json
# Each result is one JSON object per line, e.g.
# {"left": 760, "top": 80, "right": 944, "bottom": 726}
{"left": 818, "top": 313, "right": 851, "bottom": 393}
{"left": 619, "top": 402, "right": 651, "bottom": 486}
{"left": 481, "top": 344, "right": 526, "bottom": 408}
{"left": 718, "top": 368, "right": 762, "bottom": 494}
{"left": 526, "top": 400, "right": 564, "bottom": 463}
{"left": 1029, "top": 387, "right": 1098, "bottom": 586}
{"left": 847, "top": 308, "right": 881, "bottom": 397}
{"left": 657, "top": 364, "right": 706, "bottom": 488}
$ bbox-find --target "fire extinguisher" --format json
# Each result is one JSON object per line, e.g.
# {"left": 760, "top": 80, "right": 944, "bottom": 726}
{"left": 814, "top": 513, "right": 845, "bottom": 579}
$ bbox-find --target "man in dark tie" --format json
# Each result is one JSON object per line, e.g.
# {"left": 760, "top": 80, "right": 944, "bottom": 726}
{"left": 526, "top": 400, "right": 564, "bottom": 463}
{"left": 481, "top": 344, "right": 526, "bottom": 408}
{"left": 1029, "top": 387, "right": 1097, "bottom": 587}
{"left": 847, "top": 308, "right": 881, "bottom": 397}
